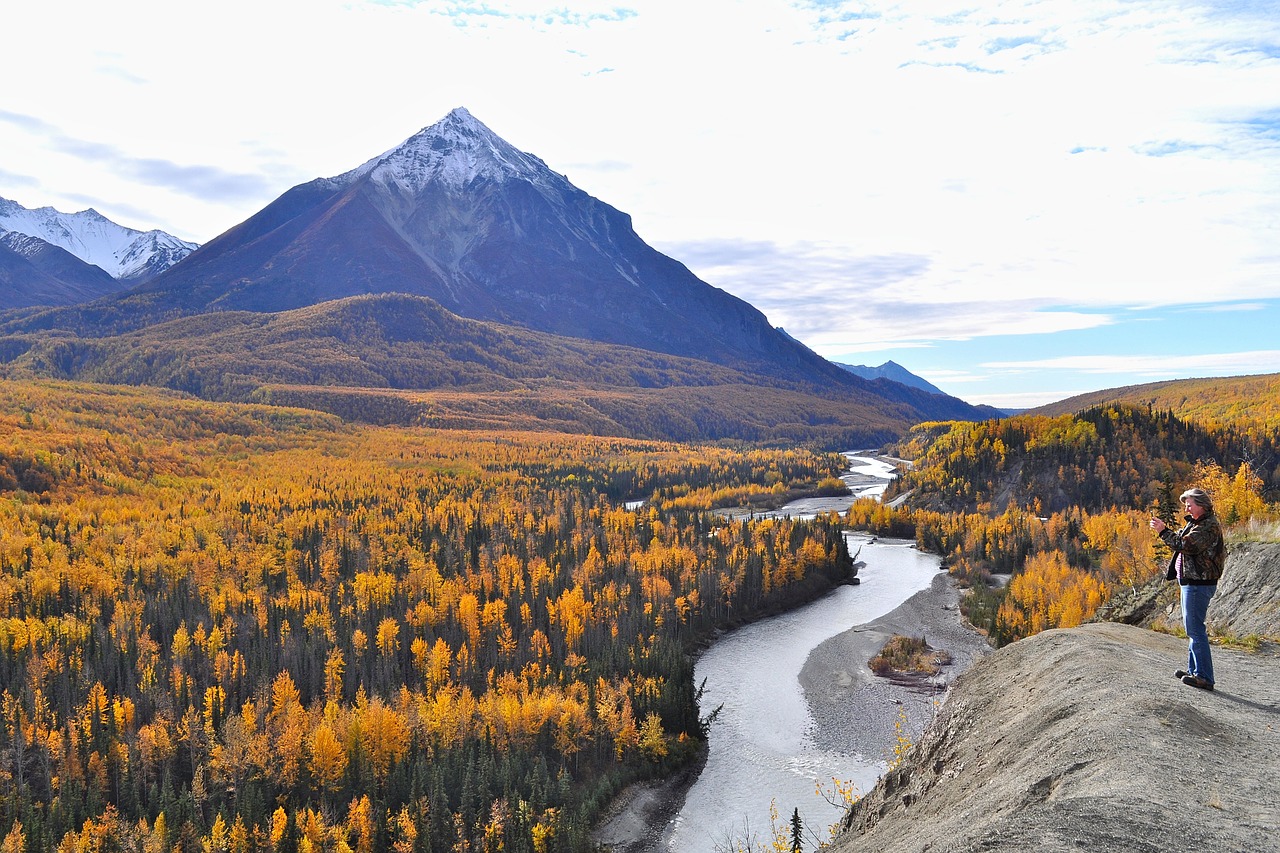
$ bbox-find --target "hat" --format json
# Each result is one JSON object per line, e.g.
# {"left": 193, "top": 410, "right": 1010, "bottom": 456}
{"left": 1180, "top": 487, "right": 1213, "bottom": 511}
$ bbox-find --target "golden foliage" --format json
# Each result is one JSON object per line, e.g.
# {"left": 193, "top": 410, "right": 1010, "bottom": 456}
{"left": 0, "top": 378, "right": 856, "bottom": 853}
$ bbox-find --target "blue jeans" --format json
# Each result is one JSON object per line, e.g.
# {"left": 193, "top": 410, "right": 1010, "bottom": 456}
{"left": 1181, "top": 583, "right": 1217, "bottom": 684}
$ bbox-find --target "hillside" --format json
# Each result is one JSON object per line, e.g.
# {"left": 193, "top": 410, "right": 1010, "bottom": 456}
{"left": 1031, "top": 372, "right": 1280, "bottom": 434}
{"left": 830, "top": 544, "right": 1280, "bottom": 853}
{"left": 888, "top": 404, "right": 1280, "bottom": 516}
{"left": 0, "top": 293, "right": 991, "bottom": 445}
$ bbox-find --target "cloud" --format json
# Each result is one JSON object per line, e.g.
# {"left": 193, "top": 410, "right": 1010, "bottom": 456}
{"left": 425, "top": 1, "right": 637, "bottom": 28}
{"left": 1189, "top": 302, "right": 1269, "bottom": 313}
{"left": 57, "top": 193, "right": 188, "bottom": 231}
{"left": 0, "top": 110, "right": 59, "bottom": 134}
{"left": 1, "top": 110, "right": 278, "bottom": 205}
{"left": 656, "top": 236, "right": 1117, "bottom": 351}
{"left": 0, "top": 168, "right": 39, "bottom": 190}
{"left": 983, "top": 350, "right": 1280, "bottom": 376}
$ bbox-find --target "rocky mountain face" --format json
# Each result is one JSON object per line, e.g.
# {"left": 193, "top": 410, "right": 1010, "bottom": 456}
{"left": 830, "top": 542, "right": 1280, "bottom": 853}
{"left": 0, "top": 197, "right": 197, "bottom": 303}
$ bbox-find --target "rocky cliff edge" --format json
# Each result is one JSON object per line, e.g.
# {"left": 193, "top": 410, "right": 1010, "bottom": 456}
{"left": 830, "top": 542, "right": 1280, "bottom": 853}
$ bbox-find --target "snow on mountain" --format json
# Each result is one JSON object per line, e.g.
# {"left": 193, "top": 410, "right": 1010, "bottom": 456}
{"left": 332, "top": 107, "right": 564, "bottom": 197}
{"left": 0, "top": 196, "right": 198, "bottom": 281}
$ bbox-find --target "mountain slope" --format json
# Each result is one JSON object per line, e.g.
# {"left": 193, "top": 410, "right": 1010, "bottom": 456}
{"left": 0, "top": 231, "right": 124, "bottom": 308}
{"left": 0, "top": 196, "right": 197, "bottom": 284}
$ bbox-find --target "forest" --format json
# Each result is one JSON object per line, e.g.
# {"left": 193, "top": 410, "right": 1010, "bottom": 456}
{"left": 0, "top": 379, "right": 858, "bottom": 853}
{"left": 847, "top": 403, "right": 1279, "bottom": 645}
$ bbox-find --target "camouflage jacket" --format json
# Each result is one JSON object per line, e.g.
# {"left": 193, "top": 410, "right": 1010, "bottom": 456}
{"left": 1160, "top": 512, "right": 1226, "bottom": 585}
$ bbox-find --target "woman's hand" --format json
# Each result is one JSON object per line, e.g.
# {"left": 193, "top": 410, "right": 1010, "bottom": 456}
{"left": 1149, "top": 517, "right": 1167, "bottom": 534}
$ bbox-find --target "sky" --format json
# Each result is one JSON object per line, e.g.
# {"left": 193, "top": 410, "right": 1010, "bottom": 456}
{"left": 3, "top": 0, "right": 1280, "bottom": 409}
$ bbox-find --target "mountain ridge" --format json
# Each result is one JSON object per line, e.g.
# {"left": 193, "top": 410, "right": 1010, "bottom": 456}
{"left": 0, "top": 195, "right": 197, "bottom": 284}
{"left": 0, "top": 292, "right": 992, "bottom": 445}
{"left": 836, "top": 360, "right": 947, "bottom": 396}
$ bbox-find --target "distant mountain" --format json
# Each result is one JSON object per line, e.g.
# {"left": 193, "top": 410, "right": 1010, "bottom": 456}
{"left": 837, "top": 360, "right": 946, "bottom": 396}
{"left": 0, "top": 231, "right": 120, "bottom": 308}
{"left": 0, "top": 196, "right": 197, "bottom": 287}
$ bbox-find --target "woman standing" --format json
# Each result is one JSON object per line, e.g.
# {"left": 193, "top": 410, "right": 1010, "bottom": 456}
{"left": 1150, "top": 487, "right": 1226, "bottom": 690}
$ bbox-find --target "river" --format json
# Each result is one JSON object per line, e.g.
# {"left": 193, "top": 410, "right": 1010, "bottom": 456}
{"left": 659, "top": 453, "right": 942, "bottom": 852}
{"left": 660, "top": 536, "right": 942, "bottom": 851}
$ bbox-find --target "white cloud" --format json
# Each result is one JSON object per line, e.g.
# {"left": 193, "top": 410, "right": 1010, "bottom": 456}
{"left": 984, "top": 350, "right": 1280, "bottom": 375}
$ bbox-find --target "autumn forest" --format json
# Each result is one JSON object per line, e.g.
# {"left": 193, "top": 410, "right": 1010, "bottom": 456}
{"left": 0, "top": 379, "right": 863, "bottom": 853}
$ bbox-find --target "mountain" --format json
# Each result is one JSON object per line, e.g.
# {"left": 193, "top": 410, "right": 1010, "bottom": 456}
{"left": 12, "top": 109, "right": 850, "bottom": 380}
{"left": 1, "top": 231, "right": 121, "bottom": 308}
{"left": 837, "top": 360, "right": 946, "bottom": 396}
{"left": 1, "top": 292, "right": 997, "bottom": 445}
{"left": 0, "top": 196, "right": 197, "bottom": 286}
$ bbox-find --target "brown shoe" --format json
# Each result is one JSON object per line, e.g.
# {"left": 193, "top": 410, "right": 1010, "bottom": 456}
{"left": 1181, "top": 675, "right": 1214, "bottom": 691}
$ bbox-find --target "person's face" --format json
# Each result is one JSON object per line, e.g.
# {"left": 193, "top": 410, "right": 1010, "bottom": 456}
{"left": 1184, "top": 498, "right": 1206, "bottom": 519}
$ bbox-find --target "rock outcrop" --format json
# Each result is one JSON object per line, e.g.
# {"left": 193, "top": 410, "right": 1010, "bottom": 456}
{"left": 1206, "top": 541, "right": 1280, "bottom": 640}
{"left": 830, "top": 543, "right": 1280, "bottom": 853}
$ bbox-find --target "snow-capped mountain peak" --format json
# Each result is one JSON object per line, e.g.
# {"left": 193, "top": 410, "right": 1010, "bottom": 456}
{"left": 333, "top": 107, "right": 565, "bottom": 196}
{"left": 0, "top": 196, "right": 198, "bottom": 281}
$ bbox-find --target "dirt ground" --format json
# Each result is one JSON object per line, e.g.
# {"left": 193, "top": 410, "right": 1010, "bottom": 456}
{"left": 830, "top": 622, "right": 1280, "bottom": 853}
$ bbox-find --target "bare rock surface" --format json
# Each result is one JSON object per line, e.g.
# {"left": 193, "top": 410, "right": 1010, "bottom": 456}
{"left": 1206, "top": 541, "right": 1280, "bottom": 640}
{"left": 830, "top": 622, "right": 1280, "bottom": 853}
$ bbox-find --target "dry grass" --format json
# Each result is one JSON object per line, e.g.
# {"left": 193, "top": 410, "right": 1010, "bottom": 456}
{"left": 1229, "top": 517, "right": 1280, "bottom": 544}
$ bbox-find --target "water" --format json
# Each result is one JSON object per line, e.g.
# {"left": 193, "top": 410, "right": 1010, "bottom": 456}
{"left": 714, "top": 452, "right": 903, "bottom": 522}
{"left": 662, "top": 451, "right": 939, "bottom": 852}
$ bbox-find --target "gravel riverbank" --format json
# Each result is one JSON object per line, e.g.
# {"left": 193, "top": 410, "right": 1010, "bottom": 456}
{"left": 800, "top": 570, "right": 992, "bottom": 766}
